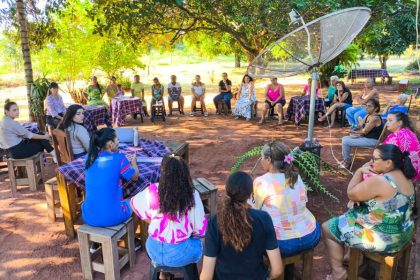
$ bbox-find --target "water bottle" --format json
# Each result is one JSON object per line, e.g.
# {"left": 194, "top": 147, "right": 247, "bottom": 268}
{"left": 133, "top": 127, "right": 139, "bottom": 147}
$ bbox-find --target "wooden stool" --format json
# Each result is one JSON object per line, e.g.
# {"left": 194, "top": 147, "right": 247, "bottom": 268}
{"left": 45, "top": 177, "right": 62, "bottom": 222}
{"left": 77, "top": 217, "right": 136, "bottom": 280}
{"left": 348, "top": 242, "right": 412, "bottom": 280}
{"left": 149, "top": 263, "right": 199, "bottom": 280}
{"left": 151, "top": 104, "right": 166, "bottom": 122}
{"left": 192, "top": 100, "right": 204, "bottom": 115}
{"left": 7, "top": 152, "right": 45, "bottom": 196}
{"left": 193, "top": 178, "right": 217, "bottom": 217}
{"left": 171, "top": 99, "right": 183, "bottom": 114}
{"left": 217, "top": 100, "right": 228, "bottom": 115}
{"left": 280, "top": 249, "right": 314, "bottom": 280}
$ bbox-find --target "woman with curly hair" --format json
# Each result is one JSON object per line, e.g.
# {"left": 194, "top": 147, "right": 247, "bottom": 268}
{"left": 130, "top": 154, "right": 206, "bottom": 279}
{"left": 200, "top": 171, "right": 282, "bottom": 280}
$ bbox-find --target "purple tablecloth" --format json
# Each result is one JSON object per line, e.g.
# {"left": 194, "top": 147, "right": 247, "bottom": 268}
{"left": 22, "top": 122, "right": 40, "bottom": 133}
{"left": 57, "top": 139, "right": 171, "bottom": 198}
{"left": 83, "top": 105, "right": 112, "bottom": 132}
{"left": 286, "top": 96, "right": 325, "bottom": 125}
{"left": 110, "top": 97, "right": 144, "bottom": 127}
{"left": 347, "top": 69, "right": 389, "bottom": 79}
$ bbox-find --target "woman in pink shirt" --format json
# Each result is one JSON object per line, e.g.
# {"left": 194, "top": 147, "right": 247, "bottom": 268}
{"left": 130, "top": 154, "right": 207, "bottom": 278}
{"left": 259, "top": 77, "right": 286, "bottom": 125}
{"left": 301, "top": 78, "right": 319, "bottom": 97}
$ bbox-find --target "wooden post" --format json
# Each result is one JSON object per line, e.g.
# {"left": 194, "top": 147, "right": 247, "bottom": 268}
{"left": 348, "top": 248, "right": 360, "bottom": 280}
{"left": 77, "top": 231, "right": 94, "bottom": 280}
{"left": 57, "top": 172, "right": 76, "bottom": 239}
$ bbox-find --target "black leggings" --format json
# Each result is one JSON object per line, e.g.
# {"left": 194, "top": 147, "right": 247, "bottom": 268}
{"left": 8, "top": 139, "right": 54, "bottom": 159}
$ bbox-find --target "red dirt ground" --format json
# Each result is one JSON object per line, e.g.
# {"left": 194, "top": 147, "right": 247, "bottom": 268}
{"left": 0, "top": 84, "right": 419, "bottom": 279}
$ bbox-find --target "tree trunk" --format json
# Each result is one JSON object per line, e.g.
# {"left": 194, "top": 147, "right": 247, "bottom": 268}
{"left": 16, "top": 0, "right": 34, "bottom": 121}
{"left": 234, "top": 53, "right": 241, "bottom": 68}
{"left": 379, "top": 55, "right": 388, "bottom": 69}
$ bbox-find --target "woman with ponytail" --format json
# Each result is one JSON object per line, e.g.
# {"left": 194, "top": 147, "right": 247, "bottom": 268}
{"left": 252, "top": 141, "right": 320, "bottom": 258}
{"left": 201, "top": 171, "right": 282, "bottom": 280}
{"left": 82, "top": 128, "right": 139, "bottom": 227}
{"left": 323, "top": 144, "right": 416, "bottom": 280}
{"left": 131, "top": 155, "right": 206, "bottom": 279}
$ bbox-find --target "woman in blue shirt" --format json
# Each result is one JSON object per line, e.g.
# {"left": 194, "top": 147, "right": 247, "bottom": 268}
{"left": 82, "top": 128, "right": 139, "bottom": 227}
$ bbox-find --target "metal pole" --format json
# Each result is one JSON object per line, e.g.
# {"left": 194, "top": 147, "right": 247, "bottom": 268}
{"left": 306, "top": 68, "right": 318, "bottom": 144}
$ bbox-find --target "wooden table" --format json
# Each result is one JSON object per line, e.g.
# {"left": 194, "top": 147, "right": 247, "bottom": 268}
{"left": 57, "top": 141, "right": 189, "bottom": 239}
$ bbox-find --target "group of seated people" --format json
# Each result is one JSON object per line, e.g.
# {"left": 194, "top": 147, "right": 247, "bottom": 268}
{"left": 79, "top": 135, "right": 417, "bottom": 280}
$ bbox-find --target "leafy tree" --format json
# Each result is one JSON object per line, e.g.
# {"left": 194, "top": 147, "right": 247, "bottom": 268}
{"left": 95, "top": 39, "right": 145, "bottom": 77}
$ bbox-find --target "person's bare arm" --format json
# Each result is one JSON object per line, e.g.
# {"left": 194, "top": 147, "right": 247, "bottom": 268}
{"left": 358, "top": 116, "right": 381, "bottom": 135}
{"left": 200, "top": 256, "right": 216, "bottom": 280}
{"left": 226, "top": 83, "right": 232, "bottom": 92}
{"left": 359, "top": 89, "right": 378, "bottom": 105}
{"left": 130, "top": 155, "right": 139, "bottom": 181}
{"left": 267, "top": 248, "right": 283, "bottom": 279}
{"left": 348, "top": 172, "right": 392, "bottom": 202}
{"left": 141, "top": 88, "right": 145, "bottom": 100}
{"left": 272, "top": 85, "right": 285, "bottom": 104}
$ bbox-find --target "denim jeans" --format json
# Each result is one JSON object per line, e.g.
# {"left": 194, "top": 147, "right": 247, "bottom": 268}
{"left": 278, "top": 222, "right": 321, "bottom": 257}
{"left": 346, "top": 106, "right": 366, "bottom": 127}
{"left": 213, "top": 92, "right": 232, "bottom": 110}
{"left": 342, "top": 136, "right": 378, "bottom": 161}
{"left": 146, "top": 237, "right": 203, "bottom": 267}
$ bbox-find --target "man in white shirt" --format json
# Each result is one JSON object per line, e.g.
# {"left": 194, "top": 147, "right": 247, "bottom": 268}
{"left": 167, "top": 75, "right": 184, "bottom": 115}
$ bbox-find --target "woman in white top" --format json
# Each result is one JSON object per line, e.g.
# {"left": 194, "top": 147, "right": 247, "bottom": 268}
{"left": 233, "top": 74, "right": 256, "bottom": 121}
{"left": 0, "top": 99, "right": 56, "bottom": 160}
{"left": 251, "top": 141, "right": 320, "bottom": 257}
{"left": 190, "top": 74, "right": 208, "bottom": 117}
{"left": 58, "top": 104, "right": 90, "bottom": 159}
{"left": 131, "top": 154, "right": 206, "bottom": 279}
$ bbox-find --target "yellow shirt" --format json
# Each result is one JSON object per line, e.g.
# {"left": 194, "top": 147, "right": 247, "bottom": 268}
{"left": 131, "top": 82, "right": 145, "bottom": 99}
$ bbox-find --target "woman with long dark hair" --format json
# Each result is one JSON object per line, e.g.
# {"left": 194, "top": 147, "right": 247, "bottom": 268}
{"left": 233, "top": 74, "right": 256, "bottom": 121}
{"left": 0, "top": 99, "right": 56, "bottom": 161}
{"left": 82, "top": 128, "right": 139, "bottom": 227}
{"left": 131, "top": 155, "right": 206, "bottom": 278}
{"left": 252, "top": 141, "right": 320, "bottom": 257}
{"left": 200, "top": 171, "right": 282, "bottom": 280}
{"left": 323, "top": 144, "right": 416, "bottom": 280}
{"left": 45, "top": 82, "right": 66, "bottom": 129}
{"left": 58, "top": 104, "right": 90, "bottom": 159}
{"left": 86, "top": 76, "right": 107, "bottom": 106}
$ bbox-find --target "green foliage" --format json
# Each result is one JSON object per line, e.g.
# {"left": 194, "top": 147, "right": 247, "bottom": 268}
{"left": 96, "top": 39, "right": 145, "bottom": 77}
{"left": 405, "top": 60, "right": 419, "bottom": 72}
{"left": 31, "top": 77, "right": 50, "bottom": 116}
{"left": 320, "top": 44, "right": 359, "bottom": 85}
{"left": 230, "top": 145, "right": 340, "bottom": 201}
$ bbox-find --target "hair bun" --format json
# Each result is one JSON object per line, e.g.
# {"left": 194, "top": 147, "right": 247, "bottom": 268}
{"left": 5, "top": 99, "right": 10, "bottom": 104}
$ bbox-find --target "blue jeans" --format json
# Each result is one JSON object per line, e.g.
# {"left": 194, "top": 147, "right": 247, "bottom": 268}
{"left": 213, "top": 92, "right": 232, "bottom": 110}
{"left": 346, "top": 106, "right": 366, "bottom": 127}
{"left": 146, "top": 237, "right": 203, "bottom": 267}
{"left": 278, "top": 222, "right": 321, "bottom": 257}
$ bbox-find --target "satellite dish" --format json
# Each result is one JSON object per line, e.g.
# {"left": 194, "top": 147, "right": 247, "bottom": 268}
{"left": 248, "top": 7, "right": 371, "bottom": 144}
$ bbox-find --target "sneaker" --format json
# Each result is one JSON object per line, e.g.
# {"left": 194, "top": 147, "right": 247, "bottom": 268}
{"left": 204, "top": 112, "right": 208, "bottom": 117}
{"left": 90, "top": 242, "right": 101, "bottom": 254}
{"left": 134, "top": 237, "right": 142, "bottom": 252}
{"left": 338, "top": 160, "right": 351, "bottom": 169}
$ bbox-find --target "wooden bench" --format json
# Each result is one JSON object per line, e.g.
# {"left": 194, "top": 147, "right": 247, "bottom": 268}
{"left": 280, "top": 249, "right": 314, "bottom": 280}
{"left": 7, "top": 152, "right": 45, "bottom": 196}
{"left": 45, "top": 177, "right": 62, "bottom": 222}
{"left": 217, "top": 100, "right": 229, "bottom": 115}
{"left": 348, "top": 242, "right": 412, "bottom": 280}
{"left": 77, "top": 217, "right": 136, "bottom": 280}
{"left": 193, "top": 177, "right": 217, "bottom": 217}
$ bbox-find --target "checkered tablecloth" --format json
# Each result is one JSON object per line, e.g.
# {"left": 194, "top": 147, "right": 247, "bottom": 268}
{"left": 286, "top": 96, "right": 325, "bottom": 125}
{"left": 57, "top": 139, "right": 171, "bottom": 198}
{"left": 22, "top": 122, "right": 40, "bottom": 133}
{"left": 110, "top": 97, "right": 144, "bottom": 127}
{"left": 83, "top": 105, "right": 112, "bottom": 132}
{"left": 347, "top": 69, "right": 389, "bottom": 79}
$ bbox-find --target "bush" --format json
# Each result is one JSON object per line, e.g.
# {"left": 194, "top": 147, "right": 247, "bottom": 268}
{"left": 405, "top": 60, "right": 419, "bottom": 72}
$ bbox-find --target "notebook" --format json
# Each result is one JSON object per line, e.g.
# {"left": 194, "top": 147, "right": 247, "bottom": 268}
{"left": 115, "top": 128, "right": 135, "bottom": 143}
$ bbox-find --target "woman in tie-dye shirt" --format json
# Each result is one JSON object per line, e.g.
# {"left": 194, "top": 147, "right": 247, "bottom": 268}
{"left": 131, "top": 154, "right": 207, "bottom": 272}
{"left": 251, "top": 141, "right": 320, "bottom": 257}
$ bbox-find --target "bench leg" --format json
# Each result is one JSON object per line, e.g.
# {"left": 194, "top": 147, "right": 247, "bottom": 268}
{"left": 45, "top": 183, "right": 56, "bottom": 222}
{"left": 78, "top": 231, "right": 94, "bottom": 280}
{"left": 7, "top": 160, "right": 17, "bottom": 196}
{"left": 398, "top": 244, "right": 411, "bottom": 280}
{"left": 348, "top": 248, "right": 361, "bottom": 280}
{"left": 379, "top": 256, "right": 395, "bottom": 280}
{"left": 302, "top": 250, "right": 314, "bottom": 280}
{"left": 57, "top": 173, "right": 76, "bottom": 239}
{"left": 103, "top": 237, "right": 120, "bottom": 280}
{"left": 126, "top": 219, "right": 136, "bottom": 268}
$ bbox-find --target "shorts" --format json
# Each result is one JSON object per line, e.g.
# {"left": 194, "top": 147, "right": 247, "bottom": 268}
{"left": 168, "top": 95, "right": 180, "bottom": 101}
{"left": 265, "top": 99, "right": 286, "bottom": 109}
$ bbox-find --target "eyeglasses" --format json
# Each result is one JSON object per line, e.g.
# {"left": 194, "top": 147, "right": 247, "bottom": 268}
{"left": 371, "top": 156, "right": 383, "bottom": 162}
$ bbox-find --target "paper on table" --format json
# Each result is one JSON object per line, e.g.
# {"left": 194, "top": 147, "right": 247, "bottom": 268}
{"left": 136, "top": 157, "right": 163, "bottom": 164}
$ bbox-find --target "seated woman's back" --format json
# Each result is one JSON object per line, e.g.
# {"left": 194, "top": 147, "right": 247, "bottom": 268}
{"left": 253, "top": 173, "right": 316, "bottom": 240}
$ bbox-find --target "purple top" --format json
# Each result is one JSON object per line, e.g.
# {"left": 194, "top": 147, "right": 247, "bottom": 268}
{"left": 45, "top": 94, "right": 66, "bottom": 117}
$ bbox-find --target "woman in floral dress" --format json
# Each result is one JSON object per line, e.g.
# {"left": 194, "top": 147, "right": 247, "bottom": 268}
{"left": 233, "top": 74, "right": 256, "bottom": 121}
{"left": 322, "top": 144, "right": 416, "bottom": 280}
